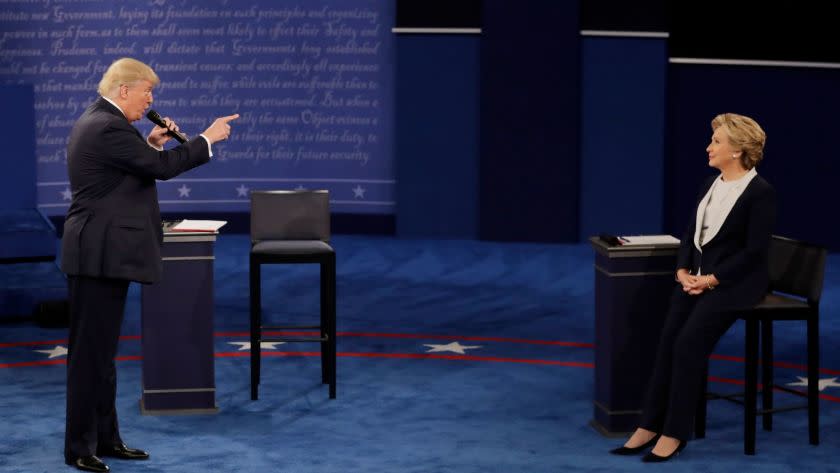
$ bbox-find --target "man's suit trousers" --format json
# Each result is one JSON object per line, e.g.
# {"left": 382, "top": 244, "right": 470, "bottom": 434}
{"left": 64, "top": 275, "right": 129, "bottom": 461}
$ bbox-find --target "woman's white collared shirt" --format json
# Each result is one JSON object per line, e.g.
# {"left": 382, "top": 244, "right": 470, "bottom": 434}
{"left": 694, "top": 168, "right": 758, "bottom": 257}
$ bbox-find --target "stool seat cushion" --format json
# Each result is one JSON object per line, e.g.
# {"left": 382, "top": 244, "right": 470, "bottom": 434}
{"left": 252, "top": 241, "right": 333, "bottom": 255}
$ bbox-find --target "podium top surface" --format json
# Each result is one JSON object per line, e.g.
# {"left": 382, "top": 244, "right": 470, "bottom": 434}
{"left": 589, "top": 236, "right": 679, "bottom": 258}
{"left": 162, "top": 220, "right": 218, "bottom": 242}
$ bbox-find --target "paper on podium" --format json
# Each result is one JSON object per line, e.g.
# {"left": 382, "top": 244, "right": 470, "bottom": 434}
{"left": 171, "top": 219, "right": 227, "bottom": 232}
{"left": 619, "top": 235, "right": 680, "bottom": 245}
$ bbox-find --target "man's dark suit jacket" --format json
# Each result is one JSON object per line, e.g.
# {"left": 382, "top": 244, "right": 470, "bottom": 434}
{"left": 676, "top": 173, "right": 776, "bottom": 310}
{"left": 61, "top": 97, "right": 210, "bottom": 284}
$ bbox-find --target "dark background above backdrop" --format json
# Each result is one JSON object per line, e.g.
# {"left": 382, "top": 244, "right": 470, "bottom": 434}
{"left": 0, "top": 0, "right": 835, "bottom": 248}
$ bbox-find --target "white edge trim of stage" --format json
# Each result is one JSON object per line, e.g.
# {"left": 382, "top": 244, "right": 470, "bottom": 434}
{"left": 670, "top": 57, "right": 840, "bottom": 69}
{"left": 580, "top": 30, "right": 669, "bottom": 38}
{"left": 392, "top": 27, "right": 481, "bottom": 35}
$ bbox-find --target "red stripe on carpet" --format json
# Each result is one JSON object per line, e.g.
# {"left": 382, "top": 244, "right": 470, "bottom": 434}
{"left": 0, "top": 359, "right": 67, "bottom": 368}
{"left": 339, "top": 332, "right": 595, "bottom": 348}
{"left": 0, "top": 339, "right": 68, "bottom": 348}
{"left": 0, "top": 334, "right": 140, "bottom": 348}
{"left": 339, "top": 352, "right": 595, "bottom": 367}
{"left": 709, "top": 376, "right": 840, "bottom": 402}
{"left": 2, "top": 333, "right": 837, "bottom": 377}
{"left": 710, "top": 354, "right": 840, "bottom": 376}
{"left": 116, "top": 355, "right": 142, "bottom": 361}
{"left": 217, "top": 350, "right": 593, "bottom": 367}
{"left": 214, "top": 331, "right": 594, "bottom": 347}
{"left": 2, "top": 352, "right": 838, "bottom": 403}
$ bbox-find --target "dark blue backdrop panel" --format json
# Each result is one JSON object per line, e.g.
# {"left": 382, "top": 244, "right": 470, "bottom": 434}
{"left": 667, "top": 64, "right": 840, "bottom": 250}
{"left": 395, "top": 34, "right": 479, "bottom": 238}
{"left": 0, "top": 85, "right": 37, "bottom": 210}
{"left": 580, "top": 37, "right": 667, "bottom": 240}
{"left": 0, "top": 0, "right": 394, "bottom": 216}
{"left": 478, "top": 1, "right": 580, "bottom": 242}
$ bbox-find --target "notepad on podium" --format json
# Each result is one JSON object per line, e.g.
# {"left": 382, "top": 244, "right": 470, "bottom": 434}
{"left": 619, "top": 235, "right": 680, "bottom": 246}
{"left": 170, "top": 219, "right": 227, "bottom": 232}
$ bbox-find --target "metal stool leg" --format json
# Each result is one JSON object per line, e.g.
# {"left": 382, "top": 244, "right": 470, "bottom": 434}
{"left": 761, "top": 319, "right": 774, "bottom": 431}
{"left": 250, "top": 259, "right": 261, "bottom": 400}
{"left": 807, "top": 313, "right": 819, "bottom": 445}
{"left": 744, "top": 318, "right": 759, "bottom": 455}
{"left": 320, "top": 259, "right": 329, "bottom": 385}
{"left": 328, "top": 254, "right": 337, "bottom": 399}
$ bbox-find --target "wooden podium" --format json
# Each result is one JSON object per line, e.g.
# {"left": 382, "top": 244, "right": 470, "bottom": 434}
{"left": 589, "top": 236, "right": 679, "bottom": 436}
{"left": 140, "top": 227, "right": 218, "bottom": 414}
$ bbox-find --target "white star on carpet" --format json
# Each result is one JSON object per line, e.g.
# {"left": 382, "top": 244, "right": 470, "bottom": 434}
{"left": 352, "top": 184, "right": 366, "bottom": 198}
{"left": 423, "top": 341, "right": 482, "bottom": 355}
{"left": 787, "top": 376, "right": 840, "bottom": 391}
{"left": 236, "top": 184, "right": 249, "bottom": 197}
{"left": 61, "top": 188, "right": 72, "bottom": 201}
{"left": 35, "top": 345, "right": 68, "bottom": 359}
{"left": 228, "top": 341, "right": 285, "bottom": 351}
{"left": 177, "top": 184, "right": 191, "bottom": 197}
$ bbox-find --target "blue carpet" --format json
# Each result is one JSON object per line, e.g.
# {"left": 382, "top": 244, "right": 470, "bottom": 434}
{"left": 0, "top": 260, "right": 65, "bottom": 317}
{"left": 0, "top": 234, "right": 838, "bottom": 472}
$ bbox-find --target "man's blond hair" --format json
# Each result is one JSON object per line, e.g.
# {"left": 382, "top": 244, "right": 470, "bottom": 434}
{"left": 97, "top": 58, "right": 159, "bottom": 97}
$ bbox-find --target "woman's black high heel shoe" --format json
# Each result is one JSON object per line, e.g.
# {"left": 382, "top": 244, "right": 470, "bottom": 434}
{"left": 609, "top": 434, "right": 660, "bottom": 455}
{"left": 641, "top": 440, "right": 686, "bottom": 462}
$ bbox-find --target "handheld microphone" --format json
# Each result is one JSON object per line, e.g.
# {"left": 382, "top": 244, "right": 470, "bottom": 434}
{"left": 146, "top": 109, "right": 188, "bottom": 143}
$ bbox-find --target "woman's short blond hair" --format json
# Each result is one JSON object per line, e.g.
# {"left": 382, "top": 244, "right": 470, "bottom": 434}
{"left": 97, "top": 58, "right": 159, "bottom": 97}
{"left": 711, "top": 113, "right": 767, "bottom": 169}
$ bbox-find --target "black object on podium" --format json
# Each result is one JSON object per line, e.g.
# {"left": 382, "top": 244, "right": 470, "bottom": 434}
{"left": 589, "top": 236, "right": 679, "bottom": 436}
{"left": 140, "top": 222, "right": 218, "bottom": 414}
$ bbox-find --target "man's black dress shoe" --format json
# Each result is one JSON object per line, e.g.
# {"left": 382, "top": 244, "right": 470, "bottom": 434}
{"left": 65, "top": 455, "right": 109, "bottom": 472}
{"left": 96, "top": 443, "right": 150, "bottom": 460}
{"left": 641, "top": 440, "right": 686, "bottom": 462}
{"left": 609, "top": 434, "right": 660, "bottom": 455}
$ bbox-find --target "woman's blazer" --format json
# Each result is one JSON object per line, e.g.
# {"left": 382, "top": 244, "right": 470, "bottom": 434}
{"left": 676, "top": 173, "right": 776, "bottom": 310}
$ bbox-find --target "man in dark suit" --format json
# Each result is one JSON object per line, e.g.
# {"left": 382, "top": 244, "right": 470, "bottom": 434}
{"left": 61, "top": 57, "right": 238, "bottom": 472}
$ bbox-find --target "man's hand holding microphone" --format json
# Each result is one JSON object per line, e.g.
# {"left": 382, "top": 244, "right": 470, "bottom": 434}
{"left": 146, "top": 109, "right": 240, "bottom": 148}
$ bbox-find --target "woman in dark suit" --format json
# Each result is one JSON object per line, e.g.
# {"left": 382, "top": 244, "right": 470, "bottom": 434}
{"left": 610, "top": 113, "right": 776, "bottom": 462}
